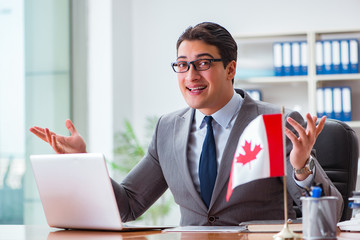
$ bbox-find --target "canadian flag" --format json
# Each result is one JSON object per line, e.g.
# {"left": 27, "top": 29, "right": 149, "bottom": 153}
{"left": 226, "top": 114, "right": 285, "bottom": 202}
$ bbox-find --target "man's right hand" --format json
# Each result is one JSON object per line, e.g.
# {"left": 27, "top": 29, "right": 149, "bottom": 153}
{"left": 29, "top": 119, "right": 87, "bottom": 154}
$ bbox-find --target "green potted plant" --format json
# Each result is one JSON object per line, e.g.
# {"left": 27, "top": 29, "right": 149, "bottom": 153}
{"left": 112, "top": 117, "right": 174, "bottom": 225}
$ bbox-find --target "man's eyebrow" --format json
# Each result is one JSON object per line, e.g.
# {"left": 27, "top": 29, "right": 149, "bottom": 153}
{"left": 196, "top": 53, "right": 215, "bottom": 59}
{"left": 177, "top": 56, "right": 186, "bottom": 60}
{"left": 176, "top": 53, "right": 215, "bottom": 60}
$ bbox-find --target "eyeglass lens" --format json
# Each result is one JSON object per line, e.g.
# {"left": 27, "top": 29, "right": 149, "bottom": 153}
{"left": 173, "top": 59, "right": 212, "bottom": 73}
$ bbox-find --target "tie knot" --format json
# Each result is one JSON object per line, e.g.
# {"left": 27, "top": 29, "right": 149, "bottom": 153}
{"left": 204, "top": 116, "right": 213, "bottom": 126}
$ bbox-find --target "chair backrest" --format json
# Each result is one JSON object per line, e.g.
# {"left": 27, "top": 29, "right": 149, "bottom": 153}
{"left": 310, "top": 119, "right": 358, "bottom": 221}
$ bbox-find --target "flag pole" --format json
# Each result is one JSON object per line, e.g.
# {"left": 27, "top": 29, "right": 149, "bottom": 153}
{"left": 273, "top": 107, "right": 300, "bottom": 240}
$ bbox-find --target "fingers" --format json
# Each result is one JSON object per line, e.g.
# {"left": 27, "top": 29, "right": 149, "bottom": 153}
{"left": 305, "top": 113, "right": 326, "bottom": 139}
{"left": 30, "top": 119, "right": 84, "bottom": 154}
{"left": 287, "top": 117, "right": 307, "bottom": 140}
{"left": 285, "top": 127, "right": 298, "bottom": 144}
{"left": 45, "top": 128, "right": 53, "bottom": 146}
{"left": 315, "top": 116, "right": 326, "bottom": 138}
{"left": 305, "top": 113, "right": 316, "bottom": 134}
{"left": 287, "top": 113, "right": 326, "bottom": 146}
{"left": 29, "top": 126, "right": 48, "bottom": 143}
{"left": 51, "top": 135, "right": 64, "bottom": 154}
{"left": 65, "top": 119, "right": 78, "bottom": 136}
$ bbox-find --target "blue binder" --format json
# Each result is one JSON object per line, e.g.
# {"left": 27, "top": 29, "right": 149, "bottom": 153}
{"left": 316, "top": 88, "right": 325, "bottom": 118}
{"left": 332, "top": 87, "right": 342, "bottom": 120}
{"left": 283, "top": 42, "right": 292, "bottom": 76}
{"left": 273, "top": 42, "right": 283, "bottom": 76}
{"left": 342, "top": 87, "right": 352, "bottom": 121}
{"left": 316, "top": 41, "right": 324, "bottom": 74}
{"left": 349, "top": 39, "right": 359, "bottom": 73}
{"left": 323, "top": 40, "right": 333, "bottom": 74}
{"left": 300, "top": 41, "right": 308, "bottom": 75}
{"left": 340, "top": 40, "right": 351, "bottom": 74}
{"left": 331, "top": 40, "right": 341, "bottom": 74}
{"left": 292, "top": 41, "right": 301, "bottom": 75}
{"left": 324, "top": 87, "right": 334, "bottom": 119}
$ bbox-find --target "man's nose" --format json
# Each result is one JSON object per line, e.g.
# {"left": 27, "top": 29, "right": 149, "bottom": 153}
{"left": 185, "top": 63, "right": 200, "bottom": 81}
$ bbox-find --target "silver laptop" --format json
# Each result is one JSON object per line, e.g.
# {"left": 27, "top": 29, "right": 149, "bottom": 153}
{"left": 30, "top": 153, "right": 171, "bottom": 231}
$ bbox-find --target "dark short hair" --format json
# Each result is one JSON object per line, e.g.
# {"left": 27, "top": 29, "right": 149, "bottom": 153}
{"left": 176, "top": 22, "right": 237, "bottom": 69}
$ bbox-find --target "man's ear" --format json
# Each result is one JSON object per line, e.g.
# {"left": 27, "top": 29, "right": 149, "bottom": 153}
{"left": 226, "top": 60, "right": 237, "bottom": 81}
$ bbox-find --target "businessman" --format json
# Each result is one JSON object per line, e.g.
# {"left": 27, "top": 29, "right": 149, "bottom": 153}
{"left": 30, "top": 22, "right": 343, "bottom": 225}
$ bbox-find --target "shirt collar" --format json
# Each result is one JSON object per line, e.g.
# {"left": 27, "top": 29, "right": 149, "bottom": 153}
{"left": 195, "top": 90, "right": 243, "bottom": 129}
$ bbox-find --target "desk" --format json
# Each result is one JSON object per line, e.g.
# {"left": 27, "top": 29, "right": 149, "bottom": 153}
{"left": 1, "top": 225, "right": 360, "bottom": 240}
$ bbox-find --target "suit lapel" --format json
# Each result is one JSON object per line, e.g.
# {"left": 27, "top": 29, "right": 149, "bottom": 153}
{"left": 210, "top": 92, "right": 260, "bottom": 208}
{"left": 173, "top": 108, "right": 208, "bottom": 212}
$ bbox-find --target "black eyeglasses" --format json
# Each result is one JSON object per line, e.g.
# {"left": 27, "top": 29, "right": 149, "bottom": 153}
{"left": 171, "top": 58, "right": 223, "bottom": 73}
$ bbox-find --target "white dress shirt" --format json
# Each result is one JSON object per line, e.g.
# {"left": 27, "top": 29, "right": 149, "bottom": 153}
{"left": 188, "top": 90, "right": 242, "bottom": 193}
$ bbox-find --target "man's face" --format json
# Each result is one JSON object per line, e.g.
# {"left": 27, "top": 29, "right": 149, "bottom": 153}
{"left": 176, "top": 40, "right": 236, "bottom": 115}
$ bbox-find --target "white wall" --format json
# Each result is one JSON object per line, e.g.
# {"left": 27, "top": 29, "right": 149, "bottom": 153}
{"left": 129, "top": 0, "right": 360, "bottom": 138}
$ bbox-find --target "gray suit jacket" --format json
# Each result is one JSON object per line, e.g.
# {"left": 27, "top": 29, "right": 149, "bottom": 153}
{"left": 111, "top": 89, "right": 343, "bottom": 225}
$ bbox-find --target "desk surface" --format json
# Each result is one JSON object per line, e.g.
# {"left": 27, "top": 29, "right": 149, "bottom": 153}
{"left": 1, "top": 225, "right": 360, "bottom": 240}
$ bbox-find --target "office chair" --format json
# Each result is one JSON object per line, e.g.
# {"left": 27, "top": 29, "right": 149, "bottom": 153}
{"left": 295, "top": 119, "right": 359, "bottom": 221}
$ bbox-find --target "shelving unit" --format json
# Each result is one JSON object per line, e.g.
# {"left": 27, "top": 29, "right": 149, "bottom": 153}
{"left": 234, "top": 29, "right": 360, "bottom": 189}
{"left": 233, "top": 29, "right": 360, "bottom": 127}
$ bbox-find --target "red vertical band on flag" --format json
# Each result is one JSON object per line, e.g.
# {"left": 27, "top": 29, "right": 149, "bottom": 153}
{"left": 263, "top": 114, "right": 285, "bottom": 177}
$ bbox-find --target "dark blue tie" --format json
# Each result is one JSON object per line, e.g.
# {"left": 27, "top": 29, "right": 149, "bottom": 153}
{"left": 199, "top": 116, "right": 217, "bottom": 208}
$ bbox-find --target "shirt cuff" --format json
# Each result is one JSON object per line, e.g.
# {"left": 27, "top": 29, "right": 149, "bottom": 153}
{"left": 293, "top": 166, "right": 316, "bottom": 188}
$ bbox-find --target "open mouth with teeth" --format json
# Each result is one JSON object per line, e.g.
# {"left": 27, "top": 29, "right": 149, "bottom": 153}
{"left": 187, "top": 86, "right": 207, "bottom": 92}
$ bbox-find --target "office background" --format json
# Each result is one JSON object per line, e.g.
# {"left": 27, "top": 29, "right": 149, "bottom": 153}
{"left": 1, "top": 0, "right": 360, "bottom": 225}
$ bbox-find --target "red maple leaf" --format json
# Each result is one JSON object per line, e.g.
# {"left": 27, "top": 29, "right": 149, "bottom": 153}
{"left": 235, "top": 140, "right": 263, "bottom": 166}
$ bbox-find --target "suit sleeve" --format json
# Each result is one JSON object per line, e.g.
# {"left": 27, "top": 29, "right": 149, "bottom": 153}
{"left": 284, "top": 111, "right": 344, "bottom": 222}
{"left": 110, "top": 118, "right": 168, "bottom": 222}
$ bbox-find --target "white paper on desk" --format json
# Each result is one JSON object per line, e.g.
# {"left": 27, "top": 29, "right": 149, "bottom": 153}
{"left": 163, "top": 226, "right": 246, "bottom": 232}
{"left": 338, "top": 231, "right": 360, "bottom": 240}
{"left": 337, "top": 218, "right": 360, "bottom": 232}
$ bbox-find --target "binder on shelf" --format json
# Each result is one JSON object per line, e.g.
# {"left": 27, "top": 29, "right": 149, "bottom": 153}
{"left": 340, "top": 40, "right": 351, "bottom": 74}
{"left": 331, "top": 40, "right": 341, "bottom": 74}
{"left": 342, "top": 87, "right": 352, "bottom": 121}
{"left": 349, "top": 39, "right": 359, "bottom": 73}
{"left": 316, "top": 88, "right": 325, "bottom": 118}
{"left": 273, "top": 42, "right": 283, "bottom": 76}
{"left": 323, "top": 40, "right": 332, "bottom": 74}
{"left": 332, "top": 87, "right": 342, "bottom": 120}
{"left": 316, "top": 41, "right": 324, "bottom": 74}
{"left": 317, "top": 86, "right": 352, "bottom": 121}
{"left": 283, "top": 42, "right": 292, "bottom": 76}
{"left": 324, "top": 87, "right": 334, "bottom": 119}
{"left": 292, "top": 41, "right": 301, "bottom": 75}
{"left": 300, "top": 41, "right": 308, "bottom": 75}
